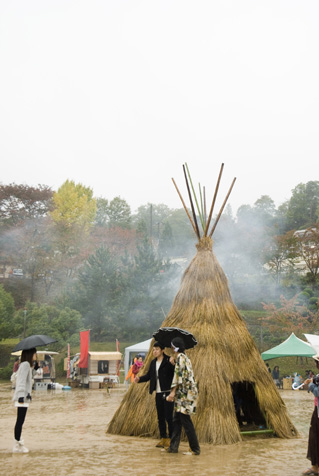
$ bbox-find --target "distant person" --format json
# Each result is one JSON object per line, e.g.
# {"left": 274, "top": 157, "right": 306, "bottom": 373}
{"left": 166, "top": 337, "right": 200, "bottom": 456}
{"left": 134, "top": 342, "right": 175, "bottom": 448}
{"left": 266, "top": 363, "right": 271, "bottom": 374}
{"left": 272, "top": 366, "right": 280, "bottom": 387}
{"left": 132, "top": 355, "right": 144, "bottom": 378}
{"left": 303, "top": 354, "right": 319, "bottom": 475}
{"left": 12, "top": 347, "right": 37, "bottom": 453}
{"left": 293, "top": 373, "right": 303, "bottom": 388}
{"left": 125, "top": 357, "right": 137, "bottom": 384}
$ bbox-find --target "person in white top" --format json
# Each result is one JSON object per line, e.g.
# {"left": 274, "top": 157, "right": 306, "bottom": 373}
{"left": 12, "top": 347, "right": 37, "bottom": 453}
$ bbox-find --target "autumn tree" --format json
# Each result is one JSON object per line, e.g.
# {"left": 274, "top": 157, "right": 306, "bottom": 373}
{"left": 51, "top": 180, "right": 96, "bottom": 231}
{"left": 0, "top": 183, "right": 53, "bottom": 230}
{"left": 50, "top": 181, "right": 97, "bottom": 278}
{"left": 295, "top": 226, "right": 319, "bottom": 288}
{"left": 262, "top": 294, "right": 319, "bottom": 341}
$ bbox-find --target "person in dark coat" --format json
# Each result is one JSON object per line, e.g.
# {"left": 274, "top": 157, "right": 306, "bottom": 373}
{"left": 134, "top": 341, "right": 175, "bottom": 448}
{"left": 303, "top": 355, "right": 319, "bottom": 475}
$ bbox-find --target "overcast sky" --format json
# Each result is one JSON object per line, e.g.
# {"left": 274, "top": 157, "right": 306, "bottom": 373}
{"left": 0, "top": 1, "right": 318, "bottom": 215}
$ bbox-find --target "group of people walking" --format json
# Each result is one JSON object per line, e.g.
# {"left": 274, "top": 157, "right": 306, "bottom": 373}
{"left": 134, "top": 337, "right": 200, "bottom": 455}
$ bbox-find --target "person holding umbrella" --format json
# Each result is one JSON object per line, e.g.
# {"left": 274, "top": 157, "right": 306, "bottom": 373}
{"left": 166, "top": 336, "right": 200, "bottom": 455}
{"left": 11, "top": 334, "right": 57, "bottom": 454}
{"left": 12, "top": 347, "right": 37, "bottom": 453}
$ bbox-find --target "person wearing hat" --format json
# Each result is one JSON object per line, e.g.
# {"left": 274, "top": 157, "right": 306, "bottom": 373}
{"left": 303, "top": 354, "right": 319, "bottom": 475}
{"left": 134, "top": 341, "right": 175, "bottom": 449}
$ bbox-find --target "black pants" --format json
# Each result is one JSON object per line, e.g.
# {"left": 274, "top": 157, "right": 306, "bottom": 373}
{"left": 307, "top": 407, "right": 319, "bottom": 465}
{"left": 155, "top": 392, "right": 174, "bottom": 438}
{"left": 14, "top": 407, "right": 28, "bottom": 442}
{"left": 169, "top": 411, "right": 200, "bottom": 454}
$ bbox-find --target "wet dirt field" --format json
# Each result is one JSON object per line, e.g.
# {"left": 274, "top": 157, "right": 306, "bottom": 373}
{"left": 0, "top": 382, "right": 314, "bottom": 476}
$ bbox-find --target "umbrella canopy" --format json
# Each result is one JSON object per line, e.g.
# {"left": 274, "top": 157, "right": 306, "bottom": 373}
{"left": 261, "top": 333, "right": 315, "bottom": 361}
{"left": 11, "top": 350, "right": 59, "bottom": 357}
{"left": 12, "top": 335, "right": 57, "bottom": 352}
{"left": 152, "top": 327, "right": 197, "bottom": 350}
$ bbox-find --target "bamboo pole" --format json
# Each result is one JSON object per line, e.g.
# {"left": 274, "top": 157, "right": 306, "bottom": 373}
{"left": 199, "top": 183, "right": 204, "bottom": 225}
{"left": 203, "top": 186, "right": 207, "bottom": 226}
{"left": 183, "top": 165, "right": 200, "bottom": 239}
{"left": 171, "top": 178, "right": 198, "bottom": 236}
{"left": 204, "top": 163, "right": 224, "bottom": 236}
{"left": 209, "top": 177, "right": 236, "bottom": 237}
{"left": 185, "top": 163, "right": 205, "bottom": 232}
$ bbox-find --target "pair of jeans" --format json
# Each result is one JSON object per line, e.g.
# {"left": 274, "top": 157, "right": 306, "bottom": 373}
{"left": 155, "top": 392, "right": 174, "bottom": 438}
{"left": 14, "top": 407, "right": 28, "bottom": 441}
{"left": 169, "top": 411, "right": 200, "bottom": 454}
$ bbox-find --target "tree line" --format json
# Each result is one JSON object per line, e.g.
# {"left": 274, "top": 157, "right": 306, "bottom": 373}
{"left": 0, "top": 179, "right": 319, "bottom": 349}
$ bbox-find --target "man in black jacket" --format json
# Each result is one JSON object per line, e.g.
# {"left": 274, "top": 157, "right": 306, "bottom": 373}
{"left": 134, "top": 341, "right": 175, "bottom": 448}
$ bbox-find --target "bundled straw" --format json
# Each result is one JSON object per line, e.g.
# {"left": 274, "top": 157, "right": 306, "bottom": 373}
{"left": 107, "top": 237, "right": 298, "bottom": 443}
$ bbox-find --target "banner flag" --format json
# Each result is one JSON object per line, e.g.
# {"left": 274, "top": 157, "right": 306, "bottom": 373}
{"left": 78, "top": 330, "right": 90, "bottom": 368}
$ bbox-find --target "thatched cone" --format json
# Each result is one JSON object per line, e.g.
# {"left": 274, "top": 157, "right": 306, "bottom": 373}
{"left": 107, "top": 237, "right": 298, "bottom": 444}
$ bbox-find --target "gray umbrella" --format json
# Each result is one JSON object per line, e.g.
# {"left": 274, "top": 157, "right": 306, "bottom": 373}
{"left": 152, "top": 327, "right": 197, "bottom": 349}
{"left": 12, "top": 334, "right": 57, "bottom": 352}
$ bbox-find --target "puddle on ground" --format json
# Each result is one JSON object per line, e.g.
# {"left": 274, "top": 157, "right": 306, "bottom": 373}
{"left": 0, "top": 383, "right": 314, "bottom": 476}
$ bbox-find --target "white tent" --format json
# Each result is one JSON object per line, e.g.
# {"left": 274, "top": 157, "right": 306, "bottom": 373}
{"left": 124, "top": 338, "right": 152, "bottom": 384}
{"left": 304, "top": 334, "right": 319, "bottom": 354}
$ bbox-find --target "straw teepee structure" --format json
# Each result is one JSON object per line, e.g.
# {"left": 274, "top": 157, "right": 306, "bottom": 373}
{"left": 107, "top": 163, "right": 298, "bottom": 444}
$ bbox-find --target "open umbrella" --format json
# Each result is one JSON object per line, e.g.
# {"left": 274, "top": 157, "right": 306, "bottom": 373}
{"left": 152, "top": 327, "right": 197, "bottom": 350}
{"left": 12, "top": 335, "right": 57, "bottom": 352}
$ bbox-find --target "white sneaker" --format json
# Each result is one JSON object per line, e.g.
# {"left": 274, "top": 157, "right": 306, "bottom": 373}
{"left": 13, "top": 439, "right": 29, "bottom": 453}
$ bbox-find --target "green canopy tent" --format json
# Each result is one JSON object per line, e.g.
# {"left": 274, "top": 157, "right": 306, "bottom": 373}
{"left": 261, "top": 333, "right": 316, "bottom": 361}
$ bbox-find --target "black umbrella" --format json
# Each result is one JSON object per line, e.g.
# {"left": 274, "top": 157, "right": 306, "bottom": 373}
{"left": 12, "top": 335, "right": 58, "bottom": 352}
{"left": 152, "top": 327, "right": 197, "bottom": 350}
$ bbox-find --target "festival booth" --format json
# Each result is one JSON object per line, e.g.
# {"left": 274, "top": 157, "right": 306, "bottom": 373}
{"left": 66, "top": 331, "right": 122, "bottom": 389}
{"left": 124, "top": 338, "right": 152, "bottom": 386}
{"left": 11, "top": 350, "right": 59, "bottom": 390}
{"left": 66, "top": 351, "right": 122, "bottom": 389}
{"left": 261, "top": 333, "right": 316, "bottom": 389}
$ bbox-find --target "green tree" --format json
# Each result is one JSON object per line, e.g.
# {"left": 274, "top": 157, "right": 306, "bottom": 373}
{"left": 106, "top": 197, "right": 131, "bottom": 229}
{"left": 95, "top": 198, "right": 109, "bottom": 227}
{"left": 127, "top": 237, "right": 176, "bottom": 338}
{"left": 262, "top": 231, "right": 299, "bottom": 285}
{"left": 0, "top": 285, "right": 15, "bottom": 339}
{"left": 13, "top": 302, "right": 82, "bottom": 349}
{"left": 158, "top": 222, "right": 174, "bottom": 258}
{"left": 286, "top": 181, "right": 319, "bottom": 230}
{"left": 74, "top": 246, "right": 129, "bottom": 340}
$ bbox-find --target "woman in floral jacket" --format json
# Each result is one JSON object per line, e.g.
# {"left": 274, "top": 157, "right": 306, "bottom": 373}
{"left": 166, "top": 337, "right": 200, "bottom": 455}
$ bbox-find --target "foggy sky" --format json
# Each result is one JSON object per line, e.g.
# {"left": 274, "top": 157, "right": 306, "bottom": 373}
{"left": 0, "top": 1, "right": 318, "bottom": 214}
